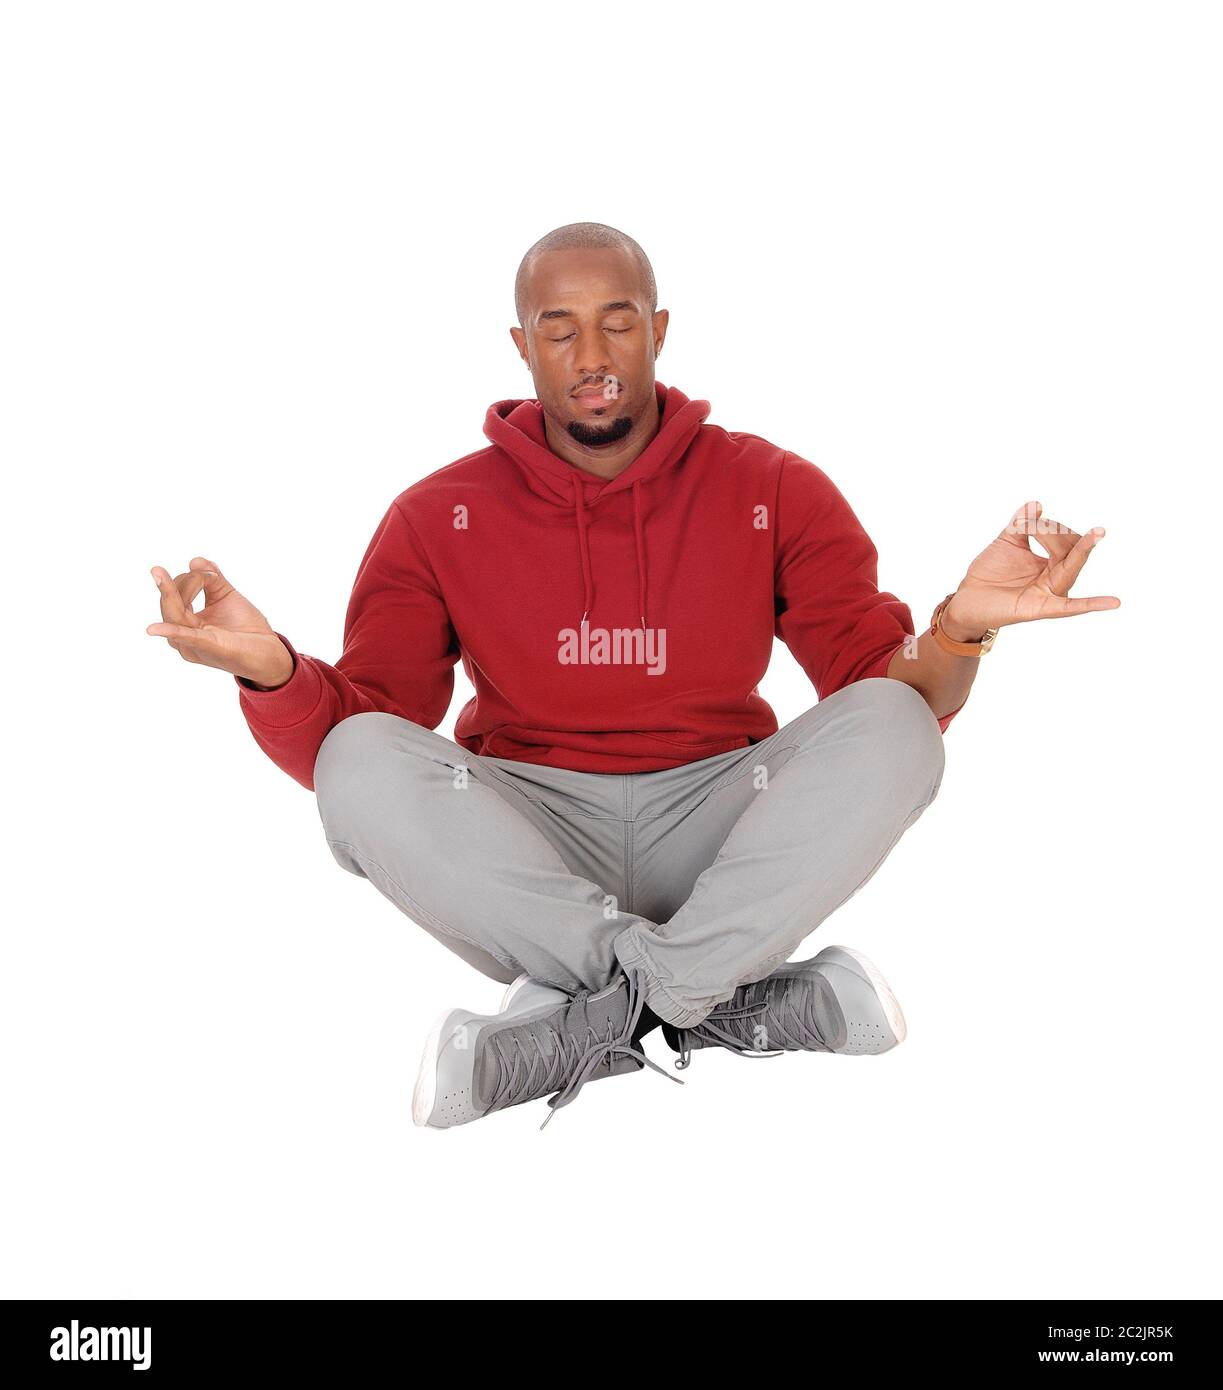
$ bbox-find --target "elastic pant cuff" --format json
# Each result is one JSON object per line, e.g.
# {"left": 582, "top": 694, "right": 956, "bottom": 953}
{"left": 613, "top": 927, "right": 711, "bottom": 1030}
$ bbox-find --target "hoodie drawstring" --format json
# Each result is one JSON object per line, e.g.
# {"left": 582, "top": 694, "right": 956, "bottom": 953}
{"left": 572, "top": 476, "right": 649, "bottom": 632}
{"left": 631, "top": 479, "right": 648, "bottom": 632}
{"left": 573, "top": 478, "right": 595, "bottom": 627}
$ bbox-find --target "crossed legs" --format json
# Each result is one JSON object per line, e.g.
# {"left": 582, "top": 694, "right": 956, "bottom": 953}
{"left": 313, "top": 678, "right": 946, "bottom": 1030}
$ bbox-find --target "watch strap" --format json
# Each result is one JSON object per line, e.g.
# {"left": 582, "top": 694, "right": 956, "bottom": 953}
{"left": 930, "top": 593, "right": 998, "bottom": 656}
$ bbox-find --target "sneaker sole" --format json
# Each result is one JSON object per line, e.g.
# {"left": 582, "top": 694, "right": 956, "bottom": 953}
{"left": 826, "top": 945, "right": 907, "bottom": 1045}
{"left": 414, "top": 978, "right": 531, "bottom": 1126}
{"left": 411, "top": 1007, "right": 459, "bottom": 1128}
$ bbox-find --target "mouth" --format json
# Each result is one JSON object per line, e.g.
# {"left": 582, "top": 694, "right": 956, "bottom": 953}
{"left": 571, "top": 381, "right": 622, "bottom": 411}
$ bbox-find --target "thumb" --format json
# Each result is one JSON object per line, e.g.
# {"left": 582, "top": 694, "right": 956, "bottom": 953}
{"left": 188, "top": 556, "right": 234, "bottom": 598}
{"left": 1005, "top": 500, "right": 1041, "bottom": 535}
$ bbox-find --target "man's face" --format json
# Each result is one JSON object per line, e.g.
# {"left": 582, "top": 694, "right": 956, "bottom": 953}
{"left": 510, "top": 246, "right": 668, "bottom": 448}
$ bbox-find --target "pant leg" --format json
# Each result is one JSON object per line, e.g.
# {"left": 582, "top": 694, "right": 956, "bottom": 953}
{"left": 312, "top": 711, "right": 654, "bottom": 994}
{"left": 612, "top": 678, "right": 947, "bottom": 1028}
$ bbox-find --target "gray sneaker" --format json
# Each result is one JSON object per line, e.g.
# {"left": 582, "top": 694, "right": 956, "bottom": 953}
{"left": 412, "top": 968, "right": 681, "bottom": 1130}
{"left": 662, "top": 945, "right": 906, "bottom": 1067}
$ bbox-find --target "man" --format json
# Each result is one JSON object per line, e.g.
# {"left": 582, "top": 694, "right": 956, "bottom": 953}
{"left": 147, "top": 222, "right": 1118, "bottom": 1130}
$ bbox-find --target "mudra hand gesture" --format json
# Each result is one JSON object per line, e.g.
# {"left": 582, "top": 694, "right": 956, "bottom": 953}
{"left": 939, "top": 500, "right": 1120, "bottom": 642}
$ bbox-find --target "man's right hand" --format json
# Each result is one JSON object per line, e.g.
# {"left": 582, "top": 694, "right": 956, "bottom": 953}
{"left": 146, "top": 557, "right": 295, "bottom": 690}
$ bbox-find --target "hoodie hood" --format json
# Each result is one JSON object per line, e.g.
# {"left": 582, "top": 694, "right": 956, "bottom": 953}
{"left": 483, "top": 381, "right": 710, "bottom": 630}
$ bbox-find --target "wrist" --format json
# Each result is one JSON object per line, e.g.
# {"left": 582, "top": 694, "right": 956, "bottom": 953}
{"left": 245, "top": 646, "right": 295, "bottom": 691}
{"left": 939, "top": 596, "right": 987, "bottom": 644}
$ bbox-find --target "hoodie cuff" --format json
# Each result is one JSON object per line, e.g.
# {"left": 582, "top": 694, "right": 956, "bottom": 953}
{"left": 235, "top": 631, "right": 324, "bottom": 729}
{"left": 934, "top": 695, "right": 968, "bottom": 734}
{"left": 861, "top": 639, "right": 907, "bottom": 683}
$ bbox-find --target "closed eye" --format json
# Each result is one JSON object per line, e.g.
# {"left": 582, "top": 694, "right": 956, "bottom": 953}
{"left": 547, "top": 327, "right": 632, "bottom": 342}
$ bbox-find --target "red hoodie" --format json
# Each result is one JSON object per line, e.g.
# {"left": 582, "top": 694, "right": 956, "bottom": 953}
{"left": 236, "top": 382, "right": 966, "bottom": 789}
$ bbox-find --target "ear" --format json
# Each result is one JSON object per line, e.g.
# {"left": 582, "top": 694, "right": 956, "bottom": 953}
{"left": 651, "top": 308, "right": 670, "bottom": 358}
{"left": 509, "top": 325, "right": 530, "bottom": 368}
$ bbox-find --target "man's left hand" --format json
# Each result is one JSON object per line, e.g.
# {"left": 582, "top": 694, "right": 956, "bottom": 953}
{"left": 941, "top": 499, "right": 1120, "bottom": 641}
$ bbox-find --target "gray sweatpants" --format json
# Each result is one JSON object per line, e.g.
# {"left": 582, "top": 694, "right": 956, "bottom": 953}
{"left": 312, "top": 677, "right": 946, "bottom": 1029}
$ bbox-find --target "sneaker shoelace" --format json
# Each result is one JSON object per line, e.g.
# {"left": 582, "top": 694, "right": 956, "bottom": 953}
{"left": 674, "top": 975, "right": 834, "bottom": 1070}
{"left": 484, "top": 968, "right": 683, "bottom": 1130}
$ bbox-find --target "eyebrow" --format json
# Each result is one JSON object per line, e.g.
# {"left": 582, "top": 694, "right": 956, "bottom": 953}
{"left": 537, "top": 301, "right": 639, "bottom": 322}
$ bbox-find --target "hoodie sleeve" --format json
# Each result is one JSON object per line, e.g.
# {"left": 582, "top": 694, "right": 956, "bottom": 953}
{"left": 234, "top": 498, "right": 460, "bottom": 789}
{"left": 773, "top": 452, "right": 966, "bottom": 734}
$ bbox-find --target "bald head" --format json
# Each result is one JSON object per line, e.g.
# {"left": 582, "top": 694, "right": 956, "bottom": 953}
{"left": 508, "top": 223, "right": 669, "bottom": 464}
{"left": 514, "top": 222, "right": 657, "bottom": 327}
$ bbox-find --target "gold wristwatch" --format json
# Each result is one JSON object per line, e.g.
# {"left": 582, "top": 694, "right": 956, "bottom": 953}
{"left": 930, "top": 593, "right": 998, "bottom": 656}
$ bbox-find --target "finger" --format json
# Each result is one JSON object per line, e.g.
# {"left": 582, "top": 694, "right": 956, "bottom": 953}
{"left": 188, "top": 557, "right": 235, "bottom": 601}
{"left": 1000, "top": 500, "right": 1041, "bottom": 549}
{"left": 1047, "top": 526, "right": 1105, "bottom": 595}
{"left": 146, "top": 621, "right": 224, "bottom": 653}
{"left": 151, "top": 566, "right": 194, "bottom": 626}
{"left": 1035, "top": 594, "right": 1121, "bottom": 617}
{"left": 166, "top": 556, "right": 232, "bottom": 617}
{"left": 174, "top": 569, "right": 210, "bottom": 612}
{"left": 1028, "top": 515, "right": 1082, "bottom": 562}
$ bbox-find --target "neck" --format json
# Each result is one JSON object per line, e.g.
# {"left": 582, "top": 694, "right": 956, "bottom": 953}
{"left": 542, "top": 391, "right": 662, "bottom": 481}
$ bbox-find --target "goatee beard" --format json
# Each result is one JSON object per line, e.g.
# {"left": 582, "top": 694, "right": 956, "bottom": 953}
{"left": 567, "top": 415, "right": 633, "bottom": 447}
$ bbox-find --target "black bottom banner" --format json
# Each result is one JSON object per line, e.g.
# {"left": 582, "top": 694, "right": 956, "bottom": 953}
{"left": 0, "top": 1298, "right": 1214, "bottom": 1379}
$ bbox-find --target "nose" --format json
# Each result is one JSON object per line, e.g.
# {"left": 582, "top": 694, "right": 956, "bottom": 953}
{"left": 572, "top": 326, "right": 610, "bottom": 382}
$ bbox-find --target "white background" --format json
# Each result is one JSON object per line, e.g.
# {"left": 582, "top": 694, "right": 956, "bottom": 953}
{"left": 2, "top": 0, "right": 1219, "bottom": 1299}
